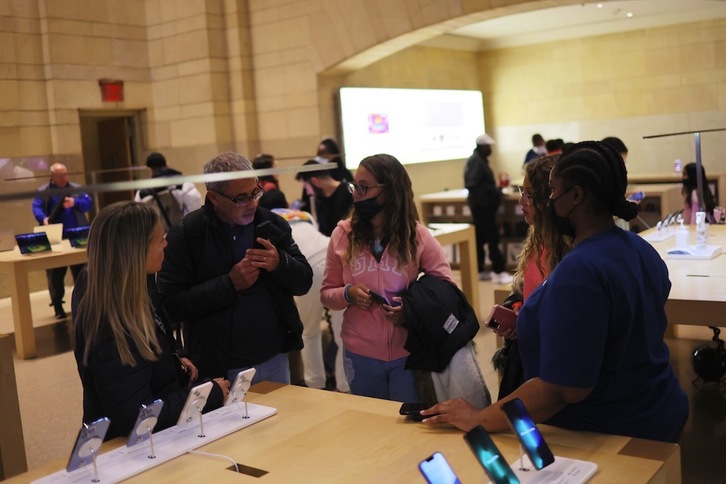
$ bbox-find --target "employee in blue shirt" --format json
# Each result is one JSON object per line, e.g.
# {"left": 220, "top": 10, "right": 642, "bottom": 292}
{"left": 423, "top": 141, "right": 688, "bottom": 443}
{"left": 32, "top": 163, "right": 93, "bottom": 318}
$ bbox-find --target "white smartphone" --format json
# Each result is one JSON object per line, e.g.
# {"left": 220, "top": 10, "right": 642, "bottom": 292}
{"left": 65, "top": 417, "right": 110, "bottom": 473}
{"left": 226, "top": 368, "right": 256, "bottom": 406}
{"left": 176, "top": 381, "right": 213, "bottom": 427}
{"left": 126, "top": 399, "right": 164, "bottom": 447}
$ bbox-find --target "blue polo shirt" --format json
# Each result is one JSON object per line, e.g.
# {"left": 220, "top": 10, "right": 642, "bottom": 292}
{"left": 518, "top": 227, "right": 688, "bottom": 442}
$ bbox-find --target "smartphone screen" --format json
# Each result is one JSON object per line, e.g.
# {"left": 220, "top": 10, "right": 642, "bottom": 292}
{"left": 628, "top": 191, "right": 645, "bottom": 202}
{"left": 464, "top": 425, "right": 519, "bottom": 484}
{"left": 418, "top": 452, "right": 461, "bottom": 484}
{"left": 500, "top": 398, "right": 555, "bottom": 470}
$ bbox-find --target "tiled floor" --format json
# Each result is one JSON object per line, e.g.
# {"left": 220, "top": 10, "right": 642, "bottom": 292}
{"left": 2, "top": 279, "right": 725, "bottom": 482}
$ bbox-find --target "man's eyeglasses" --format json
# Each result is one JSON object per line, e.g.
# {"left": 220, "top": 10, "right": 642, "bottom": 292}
{"left": 347, "top": 182, "right": 385, "bottom": 196}
{"left": 516, "top": 185, "right": 534, "bottom": 205}
{"left": 214, "top": 184, "right": 264, "bottom": 207}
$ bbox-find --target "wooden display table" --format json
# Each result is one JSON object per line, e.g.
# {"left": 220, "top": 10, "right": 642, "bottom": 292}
{"left": 0, "top": 241, "right": 87, "bottom": 359}
{"left": 7, "top": 383, "right": 681, "bottom": 483}
{"left": 641, "top": 224, "right": 726, "bottom": 329}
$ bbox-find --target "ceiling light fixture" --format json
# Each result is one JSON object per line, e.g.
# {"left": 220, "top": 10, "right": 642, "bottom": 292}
{"left": 626, "top": 12, "right": 634, "bottom": 17}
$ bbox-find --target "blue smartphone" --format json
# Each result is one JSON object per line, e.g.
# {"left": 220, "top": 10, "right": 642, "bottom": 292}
{"left": 628, "top": 191, "right": 645, "bottom": 202}
{"left": 500, "top": 398, "right": 555, "bottom": 470}
{"left": 418, "top": 452, "right": 461, "bottom": 484}
{"left": 66, "top": 417, "right": 111, "bottom": 472}
{"left": 464, "top": 425, "right": 519, "bottom": 484}
{"left": 126, "top": 399, "right": 164, "bottom": 447}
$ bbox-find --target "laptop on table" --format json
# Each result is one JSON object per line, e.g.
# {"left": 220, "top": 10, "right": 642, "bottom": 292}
{"left": 15, "top": 232, "right": 52, "bottom": 255}
{"left": 65, "top": 225, "right": 90, "bottom": 248}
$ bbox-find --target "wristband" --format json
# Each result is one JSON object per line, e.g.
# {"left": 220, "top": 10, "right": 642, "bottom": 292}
{"left": 344, "top": 284, "right": 353, "bottom": 304}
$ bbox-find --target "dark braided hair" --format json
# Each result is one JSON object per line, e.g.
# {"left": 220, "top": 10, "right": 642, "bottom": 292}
{"left": 553, "top": 141, "right": 639, "bottom": 221}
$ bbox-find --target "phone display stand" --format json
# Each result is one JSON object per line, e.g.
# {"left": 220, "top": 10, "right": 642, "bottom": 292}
{"left": 226, "top": 368, "right": 256, "bottom": 419}
{"left": 666, "top": 244, "right": 722, "bottom": 260}
{"left": 127, "top": 400, "right": 164, "bottom": 459}
{"left": 65, "top": 417, "right": 110, "bottom": 482}
{"left": 78, "top": 441, "right": 101, "bottom": 482}
{"left": 36, "top": 403, "right": 277, "bottom": 484}
{"left": 177, "top": 381, "right": 213, "bottom": 438}
{"left": 135, "top": 416, "right": 158, "bottom": 459}
{"left": 510, "top": 456, "right": 598, "bottom": 483}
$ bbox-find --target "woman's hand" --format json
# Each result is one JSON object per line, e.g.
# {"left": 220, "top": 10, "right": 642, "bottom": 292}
{"left": 420, "top": 397, "right": 483, "bottom": 432}
{"left": 180, "top": 357, "right": 199, "bottom": 383}
{"left": 348, "top": 284, "right": 373, "bottom": 310}
{"left": 383, "top": 297, "right": 404, "bottom": 325}
{"left": 214, "top": 377, "right": 231, "bottom": 403}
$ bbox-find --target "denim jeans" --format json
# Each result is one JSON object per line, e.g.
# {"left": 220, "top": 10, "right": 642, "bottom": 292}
{"left": 344, "top": 349, "right": 419, "bottom": 402}
{"left": 226, "top": 352, "right": 291, "bottom": 385}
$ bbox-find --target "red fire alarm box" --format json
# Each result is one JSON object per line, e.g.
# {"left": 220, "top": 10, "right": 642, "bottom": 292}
{"left": 98, "top": 79, "right": 124, "bottom": 102}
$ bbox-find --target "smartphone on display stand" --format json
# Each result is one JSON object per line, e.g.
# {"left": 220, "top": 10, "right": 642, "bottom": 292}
{"left": 226, "top": 368, "right": 257, "bottom": 407}
{"left": 500, "top": 398, "right": 555, "bottom": 470}
{"left": 177, "top": 381, "right": 213, "bottom": 427}
{"left": 399, "top": 402, "right": 437, "bottom": 422}
{"left": 66, "top": 417, "right": 111, "bottom": 473}
{"left": 464, "top": 425, "right": 520, "bottom": 484}
{"left": 418, "top": 452, "right": 461, "bottom": 484}
{"left": 486, "top": 304, "right": 518, "bottom": 331}
{"left": 127, "top": 399, "right": 164, "bottom": 447}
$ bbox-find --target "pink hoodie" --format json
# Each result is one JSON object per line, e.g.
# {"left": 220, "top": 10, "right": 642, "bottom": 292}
{"left": 321, "top": 220, "right": 454, "bottom": 362}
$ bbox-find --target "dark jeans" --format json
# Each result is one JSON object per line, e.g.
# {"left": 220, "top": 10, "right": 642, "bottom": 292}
{"left": 47, "top": 263, "right": 84, "bottom": 307}
{"left": 468, "top": 201, "right": 505, "bottom": 273}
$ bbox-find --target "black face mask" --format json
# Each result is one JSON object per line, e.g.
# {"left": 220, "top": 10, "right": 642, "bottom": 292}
{"left": 477, "top": 146, "right": 492, "bottom": 158}
{"left": 354, "top": 196, "right": 384, "bottom": 220}
{"left": 548, "top": 187, "right": 577, "bottom": 237}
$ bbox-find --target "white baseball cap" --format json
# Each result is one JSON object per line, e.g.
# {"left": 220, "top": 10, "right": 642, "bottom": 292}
{"left": 476, "top": 133, "right": 495, "bottom": 146}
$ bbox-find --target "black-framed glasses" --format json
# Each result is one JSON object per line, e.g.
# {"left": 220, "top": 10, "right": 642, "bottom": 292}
{"left": 347, "top": 182, "right": 385, "bottom": 196}
{"left": 214, "top": 184, "right": 264, "bottom": 207}
{"left": 516, "top": 185, "right": 534, "bottom": 205}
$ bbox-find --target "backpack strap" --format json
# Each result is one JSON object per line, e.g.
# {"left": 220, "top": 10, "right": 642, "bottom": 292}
{"left": 150, "top": 190, "right": 173, "bottom": 229}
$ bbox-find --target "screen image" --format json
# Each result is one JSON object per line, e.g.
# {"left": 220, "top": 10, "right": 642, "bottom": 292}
{"left": 500, "top": 398, "right": 555, "bottom": 470}
{"left": 65, "top": 225, "right": 90, "bottom": 248}
{"left": 15, "top": 232, "right": 52, "bottom": 254}
{"left": 464, "top": 425, "right": 519, "bottom": 484}
{"left": 339, "top": 87, "right": 485, "bottom": 167}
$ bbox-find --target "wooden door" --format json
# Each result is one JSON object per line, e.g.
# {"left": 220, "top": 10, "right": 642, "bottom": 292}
{"left": 97, "top": 118, "right": 132, "bottom": 208}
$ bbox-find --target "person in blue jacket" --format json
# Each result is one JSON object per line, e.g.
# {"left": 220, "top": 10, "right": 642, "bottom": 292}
{"left": 423, "top": 141, "right": 688, "bottom": 443}
{"left": 32, "top": 163, "right": 93, "bottom": 318}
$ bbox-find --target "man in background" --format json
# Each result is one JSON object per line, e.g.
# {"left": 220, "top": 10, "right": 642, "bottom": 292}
{"left": 464, "top": 134, "right": 512, "bottom": 284}
{"left": 135, "top": 152, "right": 202, "bottom": 230}
{"left": 523, "top": 133, "right": 546, "bottom": 165}
{"left": 296, "top": 159, "right": 353, "bottom": 237}
{"left": 32, "top": 163, "right": 93, "bottom": 318}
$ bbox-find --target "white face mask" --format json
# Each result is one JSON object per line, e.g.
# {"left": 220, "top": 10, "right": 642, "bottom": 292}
{"left": 534, "top": 145, "right": 547, "bottom": 155}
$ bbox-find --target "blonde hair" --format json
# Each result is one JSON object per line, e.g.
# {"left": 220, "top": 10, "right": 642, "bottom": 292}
{"left": 512, "top": 155, "right": 573, "bottom": 294}
{"left": 78, "top": 201, "right": 162, "bottom": 366}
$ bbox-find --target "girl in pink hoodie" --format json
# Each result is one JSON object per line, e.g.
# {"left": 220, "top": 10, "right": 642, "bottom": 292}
{"left": 321, "top": 154, "right": 454, "bottom": 402}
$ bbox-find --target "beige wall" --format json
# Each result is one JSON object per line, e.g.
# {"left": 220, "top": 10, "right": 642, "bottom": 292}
{"left": 481, "top": 17, "right": 726, "bottom": 180}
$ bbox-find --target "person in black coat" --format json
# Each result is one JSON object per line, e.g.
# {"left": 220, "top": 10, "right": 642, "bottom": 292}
{"left": 72, "top": 201, "right": 229, "bottom": 441}
{"left": 157, "top": 152, "right": 313, "bottom": 384}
